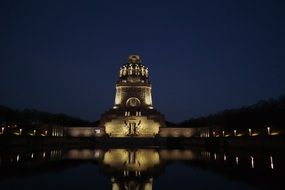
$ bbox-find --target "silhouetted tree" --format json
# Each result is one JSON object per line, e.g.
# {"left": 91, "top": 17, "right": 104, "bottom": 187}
{"left": 178, "top": 95, "right": 285, "bottom": 130}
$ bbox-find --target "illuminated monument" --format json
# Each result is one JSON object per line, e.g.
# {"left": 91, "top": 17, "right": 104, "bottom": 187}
{"left": 99, "top": 55, "right": 166, "bottom": 137}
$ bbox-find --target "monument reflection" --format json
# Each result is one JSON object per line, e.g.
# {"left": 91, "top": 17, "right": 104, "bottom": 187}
{"left": 100, "top": 149, "right": 161, "bottom": 190}
{"left": 67, "top": 148, "right": 167, "bottom": 190}
{"left": 0, "top": 148, "right": 284, "bottom": 189}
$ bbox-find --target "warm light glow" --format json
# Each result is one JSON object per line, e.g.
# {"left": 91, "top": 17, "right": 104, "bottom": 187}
{"left": 159, "top": 128, "right": 195, "bottom": 138}
{"left": 94, "top": 150, "right": 101, "bottom": 158}
{"left": 144, "top": 87, "right": 153, "bottom": 106}
{"left": 270, "top": 156, "right": 274, "bottom": 169}
{"left": 234, "top": 130, "right": 237, "bottom": 136}
{"left": 271, "top": 132, "right": 280, "bottom": 135}
{"left": 250, "top": 156, "right": 254, "bottom": 168}
{"left": 224, "top": 154, "right": 227, "bottom": 161}
{"left": 95, "top": 129, "right": 101, "bottom": 134}
{"left": 105, "top": 116, "right": 160, "bottom": 137}
{"left": 248, "top": 128, "right": 252, "bottom": 136}
{"left": 114, "top": 86, "right": 153, "bottom": 108}
{"left": 222, "top": 131, "right": 225, "bottom": 137}
{"left": 33, "top": 130, "right": 36, "bottom": 136}
{"left": 112, "top": 182, "right": 120, "bottom": 190}
{"left": 66, "top": 127, "right": 104, "bottom": 137}
{"left": 103, "top": 149, "right": 160, "bottom": 171}
{"left": 235, "top": 156, "right": 239, "bottom": 165}
{"left": 19, "top": 128, "right": 22, "bottom": 135}
{"left": 267, "top": 127, "right": 271, "bottom": 135}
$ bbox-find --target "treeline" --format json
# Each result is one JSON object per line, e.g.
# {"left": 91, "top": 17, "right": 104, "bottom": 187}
{"left": 179, "top": 95, "right": 285, "bottom": 129}
{"left": 0, "top": 105, "right": 98, "bottom": 127}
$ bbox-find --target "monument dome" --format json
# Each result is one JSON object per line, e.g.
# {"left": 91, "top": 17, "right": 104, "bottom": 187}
{"left": 119, "top": 55, "right": 149, "bottom": 83}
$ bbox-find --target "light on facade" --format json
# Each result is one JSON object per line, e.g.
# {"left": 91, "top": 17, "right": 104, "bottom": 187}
{"left": 95, "top": 129, "right": 101, "bottom": 134}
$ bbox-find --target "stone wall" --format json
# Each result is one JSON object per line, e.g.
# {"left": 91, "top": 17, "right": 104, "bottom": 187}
{"left": 159, "top": 127, "right": 196, "bottom": 137}
{"left": 64, "top": 127, "right": 105, "bottom": 137}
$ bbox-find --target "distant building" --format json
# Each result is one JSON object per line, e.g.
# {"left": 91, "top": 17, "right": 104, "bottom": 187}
{"left": 99, "top": 55, "right": 166, "bottom": 137}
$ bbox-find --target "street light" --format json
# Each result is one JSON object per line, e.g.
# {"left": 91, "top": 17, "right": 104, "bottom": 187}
{"left": 250, "top": 156, "right": 254, "bottom": 168}
{"left": 270, "top": 156, "right": 274, "bottom": 170}
{"left": 267, "top": 127, "right": 271, "bottom": 135}
{"left": 248, "top": 128, "right": 252, "bottom": 136}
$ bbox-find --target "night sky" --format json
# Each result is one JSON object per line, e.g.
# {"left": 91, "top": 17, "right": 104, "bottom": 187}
{"left": 1, "top": 0, "right": 285, "bottom": 122}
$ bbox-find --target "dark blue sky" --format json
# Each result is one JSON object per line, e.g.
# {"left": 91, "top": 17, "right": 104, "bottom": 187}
{"left": 1, "top": 0, "right": 285, "bottom": 122}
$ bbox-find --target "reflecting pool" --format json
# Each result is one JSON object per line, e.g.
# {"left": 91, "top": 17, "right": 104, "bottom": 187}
{"left": 0, "top": 147, "right": 284, "bottom": 189}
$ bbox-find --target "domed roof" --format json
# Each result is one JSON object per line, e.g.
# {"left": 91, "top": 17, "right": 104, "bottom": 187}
{"left": 119, "top": 55, "right": 149, "bottom": 83}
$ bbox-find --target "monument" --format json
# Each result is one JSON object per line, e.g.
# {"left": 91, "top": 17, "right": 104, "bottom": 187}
{"left": 99, "top": 55, "right": 166, "bottom": 137}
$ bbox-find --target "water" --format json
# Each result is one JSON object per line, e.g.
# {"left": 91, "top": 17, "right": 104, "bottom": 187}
{"left": 0, "top": 147, "right": 284, "bottom": 190}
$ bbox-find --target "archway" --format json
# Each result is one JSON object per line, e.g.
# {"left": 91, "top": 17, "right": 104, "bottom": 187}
{"left": 126, "top": 97, "right": 141, "bottom": 107}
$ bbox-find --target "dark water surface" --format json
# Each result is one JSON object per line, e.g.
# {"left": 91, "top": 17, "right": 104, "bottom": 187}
{"left": 0, "top": 146, "right": 284, "bottom": 190}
